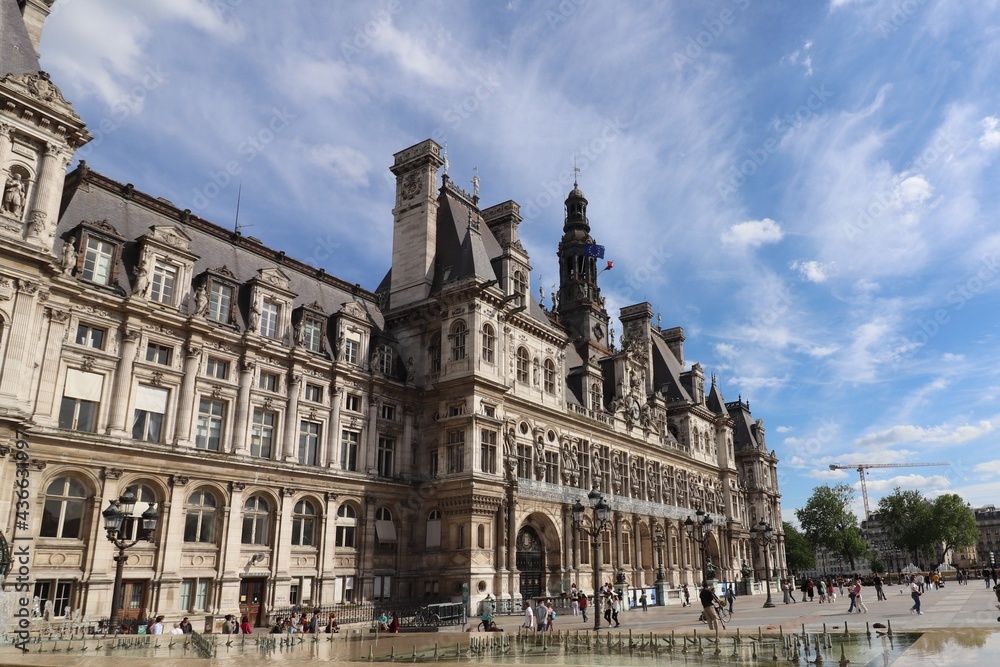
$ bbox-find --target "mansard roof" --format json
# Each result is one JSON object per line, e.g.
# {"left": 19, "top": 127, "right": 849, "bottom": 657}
{"left": 434, "top": 181, "right": 498, "bottom": 286}
{"left": 726, "top": 398, "right": 764, "bottom": 453}
{"left": 0, "top": 0, "right": 41, "bottom": 78}
{"left": 57, "top": 167, "right": 384, "bottom": 329}
{"left": 706, "top": 379, "right": 727, "bottom": 415}
{"left": 650, "top": 335, "right": 693, "bottom": 403}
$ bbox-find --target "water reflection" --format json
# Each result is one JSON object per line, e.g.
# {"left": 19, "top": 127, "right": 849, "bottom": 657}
{"left": 1, "top": 629, "right": 997, "bottom": 667}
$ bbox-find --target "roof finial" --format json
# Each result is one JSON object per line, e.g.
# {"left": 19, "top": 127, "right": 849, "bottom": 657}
{"left": 573, "top": 154, "right": 581, "bottom": 188}
{"left": 471, "top": 165, "right": 480, "bottom": 202}
{"left": 442, "top": 142, "right": 449, "bottom": 176}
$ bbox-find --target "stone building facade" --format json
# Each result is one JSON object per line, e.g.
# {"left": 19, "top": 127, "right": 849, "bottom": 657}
{"left": 0, "top": 0, "right": 786, "bottom": 625}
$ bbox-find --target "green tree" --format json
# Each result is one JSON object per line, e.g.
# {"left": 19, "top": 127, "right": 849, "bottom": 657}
{"left": 795, "top": 484, "right": 868, "bottom": 570}
{"left": 930, "top": 493, "right": 980, "bottom": 565}
{"left": 877, "top": 488, "right": 935, "bottom": 565}
{"left": 782, "top": 521, "right": 815, "bottom": 574}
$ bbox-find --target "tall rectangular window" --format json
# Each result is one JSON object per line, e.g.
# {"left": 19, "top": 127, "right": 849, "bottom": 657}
{"left": 304, "top": 383, "right": 323, "bottom": 402}
{"left": 340, "top": 430, "right": 359, "bottom": 471}
{"left": 345, "top": 394, "right": 361, "bottom": 412}
{"left": 250, "top": 408, "right": 275, "bottom": 458}
{"left": 344, "top": 339, "right": 359, "bottom": 364}
{"left": 429, "top": 449, "right": 439, "bottom": 477}
{"left": 298, "top": 420, "right": 321, "bottom": 466}
{"left": 260, "top": 300, "right": 280, "bottom": 338}
{"left": 208, "top": 282, "right": 233, "bottom": 323}
{"left": 303, "top": 318, "right": 322, "bottom": 352}
{"left": 149, "top": 261, "right": 177, "bottom": 304}
{"left": 75, "top": 323, "right": 105, "bottom": 349}
{"left": 377, "top": 436, "right": 395, "bottom": 477}
{"left": 258, "top": 371, "right": 278, "bottom": 392}
{"left": 59, "top": 396, "right": 98, "bottom": 432}
{"left": 447, "top": 430, "right": 465, "bottom": 474}
{"left": 480, "top": 429, "right": 497, "bottom": 474}
{"left": 544, "top": 451, "right": 559, "bottom": 484}
{"left": 516, "top": 444, "right": 532, "bottom": 479}
{"left": 132, "top": 385, "right": 168, "bottom": 443}
{"left": 196, "top": 398, "right": 225, "bottom": 451}
{"left": 82, "top": 237, "right": 114, "bottom": 284}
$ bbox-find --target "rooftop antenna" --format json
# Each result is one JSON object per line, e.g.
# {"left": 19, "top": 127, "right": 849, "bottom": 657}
{"left": 442, "top": 142, "right": 450, "bottom": 176}
{"left": 573, "top": 154, "right": 581, "bottom": 187}
{"left": 234, "top": 181, "right": 254, "bottom": 235}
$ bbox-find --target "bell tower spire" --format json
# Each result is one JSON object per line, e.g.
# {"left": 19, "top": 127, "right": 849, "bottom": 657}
{"left": 556, "top": 180, "right": 609, "bottom": 350}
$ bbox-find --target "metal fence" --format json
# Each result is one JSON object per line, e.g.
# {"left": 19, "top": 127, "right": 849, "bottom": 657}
{"left": 266, "top": 600, "right": 466, "bottom": 629}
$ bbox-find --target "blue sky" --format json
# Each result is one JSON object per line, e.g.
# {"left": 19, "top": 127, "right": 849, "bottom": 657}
{"left": 39, "top": 0, "right": 1000, "bottom": 522}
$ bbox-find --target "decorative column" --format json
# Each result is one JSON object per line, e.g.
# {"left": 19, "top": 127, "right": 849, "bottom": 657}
{"left": 159, "top": 475, "right": 190, "bottom": 581}
{"left": 0, "top": 280, "right": 42, "bottom": 405}
{"left": 173, "top": 344, "right": 202, "bottom": 446}
{"left": 632, "top": 516, "right": 642, "bottom": 585}
{"left": 282, "top": 373, "right": 301, "bottom": 461}
{"left": 0, "top": 124, "right": 13, "bottom": 170}
{"left": 31, "top": 307, "right": 70, "bottom": 424}
{"left": 326, "top": 385, "right": 342, "bottom": 468}
{"left": 107, "top": 327, "right": 141, "bottom": 436}
{"left": 318, "top": 492, "right": 339, "bottom": 603}
{"left": 231, "top": 359, "right": 254, "bottom": 454}
{"left": 216, "top": 482, "right": 246, "bottom": 613}
{"left": 364, "top": 397, "right": 379, "bottom": 472}
{"left": 273, "top": 487, "right": 296, "bottom": 590}
{"left": 400, "top": 407, "right": 414, "bottom": 472}
{"left": 25, "top": 143, "right": 62, "bottom": 244}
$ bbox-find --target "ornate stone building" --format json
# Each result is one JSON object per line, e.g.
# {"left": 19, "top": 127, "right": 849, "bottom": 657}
{"left": 0, "top": 0, "right": 785, "bottom": 625}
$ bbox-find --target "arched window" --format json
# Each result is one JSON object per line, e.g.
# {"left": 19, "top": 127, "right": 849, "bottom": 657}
{"left": 481, "top": 324, "right": 495, "bottom": 363}
{"left": 450, "top": 320, "right": 467, "bottom": 361}
{"left": 543, "top": 358, "right": 556, "bottom": 393}
{"left": 241, "top": 495, "right": 270, "bottom": 545}
{"left": 426, "top": 509, "right": 442, "bottom": 549}
{"left": 513, "top": 271, "right": 527, "bottom": 307}
{"left": 336, "top": 503, "right": 357, "bottom": 548}
{"left": 429, "top": 334, "right": 442, "bottom": 373}
{"left": 590, "top": 382, "right": 602, "bottom": 411}
{"left": 123, "top": 483, "right": 157, "bottom": 541}
{"left": 184, "top": 489, "right": 217, "bottom": 543}
{"left": 516, "top": 347, "right": 529, "bottom": 383}
{"left": 477, "top": 523, "right": 486, "bottom": 549}
{"left": 291, "top": 499, "right": 316, "bottom": 546}
{"left": 41, "top": 477, "right": 87, "bottom": 538}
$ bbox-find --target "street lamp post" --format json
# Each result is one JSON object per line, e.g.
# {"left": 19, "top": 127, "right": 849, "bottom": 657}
{"left": 572, "top": 488, "right": 613, "bottom": 632}
{"left": 684, "top": 509, "right": 714, "bottom": 584}
{"left": 652, "top": 523, "right": 667, "bottom": 607}
{"left": 102, "top": 489, "right": 159, "bottom": 634}
{"left": 749, "top": 519, "right": 776, "bottom": 608}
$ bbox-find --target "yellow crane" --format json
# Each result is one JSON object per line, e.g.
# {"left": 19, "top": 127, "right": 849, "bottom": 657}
{"left": 828, "top": 462, "right": 950, "bottom": 519}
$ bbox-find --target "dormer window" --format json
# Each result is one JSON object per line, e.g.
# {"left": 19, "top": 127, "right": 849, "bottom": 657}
{"left": 513, "top": 271, "right": 527, "bottom": 307}
{"left": 198, "top": 267, "right": 240, "bottom": 325}
{"left": 82, "top": 237, "right": 115, "bottom": 285}
{"left": 294, "top": 304, "right": 327, "bottom": 354}
{"left": 259, "top": 300, "right": 280, "bottom": 338}
{"left": 149, "top": 260, "right": 178, "bottom": 304}
{"left": 71, "top": 220, "right": 125, "bottom": 287}
{"left": 344, "top": 338, "right": 359, "bottom": 365}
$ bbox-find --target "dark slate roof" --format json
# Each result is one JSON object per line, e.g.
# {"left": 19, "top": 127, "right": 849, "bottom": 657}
{"left": 706, "top": 380, "right": 726, "bottom": 415}
{"left": 726, "top": 400, "right": 762, "bottom": 453}
{"left": 0, "top": 0, "right": 41, "bottom": 77}
{"left": 651, "top": 335, "right": 693, "bottom": 402}
{"left": 434, "top": 187, "right": 497, "bottom": 286}
{"left": 57, "top": 169, "right": 384, "bottom": 331}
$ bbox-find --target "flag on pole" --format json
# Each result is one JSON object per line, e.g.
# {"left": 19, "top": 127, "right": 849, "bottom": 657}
{"left": 584, "top": 243, "right": 605, "bottom": 258}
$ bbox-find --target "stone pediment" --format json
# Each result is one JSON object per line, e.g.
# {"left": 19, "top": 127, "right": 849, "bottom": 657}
{"left": 255, "top": 267, "right": 292, "bottom": 292}
{"left": 339, "top": 299, "right": 369, "bottom": 322}
{"left": 142, "top": 225, "right": 194, "bottom": 252}
{"left": 3, "top": 71, "right": 71, "bottom": 106}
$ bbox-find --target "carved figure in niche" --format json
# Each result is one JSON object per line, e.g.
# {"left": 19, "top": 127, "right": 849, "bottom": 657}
{"left": 248, "top": 301, "right": 261, "bottom": 332}
{"left": 611, "top": 452, "right": 624, "bottom": 494}
{"left": 3, "top": 173, "right": 26, "bottom": 218}
{"left": 293, "top": 320, "right": 304, "bottom": 346}
{"left": 336, "top": 335, "right": 345, "bottom": 360}
{"left": 503, "top": 428, "right": 516, "bottom": 459}
{"left": 629, "top": 459, "right": 641, "bottom": 497}
{"left": 61, "top": 240, "right": 76, "bottom": 274}
{"left": 406, "top": 357, "right": 415, "bottom": 382}
{"left": 193, "top": 284, "right": 208, "bottom": 316}
{"left": 133, "top": 263, "right": 149, "bottom": 297}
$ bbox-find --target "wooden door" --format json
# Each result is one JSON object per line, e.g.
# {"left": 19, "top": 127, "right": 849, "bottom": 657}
{"left": 239, "top": 578, "right": 266, "bottom": 627}
{"left": 121, "top": 580, "right": 147, "bottom": 623}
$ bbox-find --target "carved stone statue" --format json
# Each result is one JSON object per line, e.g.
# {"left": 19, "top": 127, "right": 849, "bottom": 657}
{"left": 293, "top": 320, "right": 304, "bottom": 346}
{"left": 193, "top": 284, "right": 208, "bottom": 316}
{"left": 61, "top": 240, "right": 76, "bottom": 274}
{"left": 406, "top": 357, "right": 415, "bottom": 382}
{"left": 3, "top": 173, "right": 26, "bottom": 218}
{"left": 705, "top": 557, "right": 716, "bottom": 581}
{"left": 248, "top": 301, "right": 261, "bottom": 332}
{"left": 133, "top": 263, "right": 149, "bottom": 297}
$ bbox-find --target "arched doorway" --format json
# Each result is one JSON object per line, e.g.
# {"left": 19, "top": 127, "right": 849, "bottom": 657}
{"left": 516, "top": 527, "right": 543, "bottom": 599}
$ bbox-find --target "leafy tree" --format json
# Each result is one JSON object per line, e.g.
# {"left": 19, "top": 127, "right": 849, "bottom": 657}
{"left": 782, "top": 521, "right": 815, "bottom": 574}
{"left": 930, "top": 493, "right": 979, "bottom": 565}
{"left": 877, "top": 488, "right": 935, "bottom": 564}
{"left": 795, "top": 484, "right": 868, "bottom": 570}
{"left": 869, "top": 557, "right": 886, "bottom": 574}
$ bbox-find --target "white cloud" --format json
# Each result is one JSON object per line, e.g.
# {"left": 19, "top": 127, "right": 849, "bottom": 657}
{"left": 894, "top": 174, "right": 933, "bottom": 208}
{"left": 722, "top": 218, "right": 784, "bottom": 248}
{"left": 304, "top": 144, "right": 373, "bottom": 188}
{"left": 973, "top": 460, "right": 1000, "bottom": 476}
{"left": 863, "top": 474, "right": 951, "bottom": 493}
{"left": 791, "top": 259, "right": 833, "bottom": 283}
{"left": 853, "top": 420, "right": 995, "bottom": 449}
{"left": 808, "top": 468, "right": 849, "bottom": 480}
{"left": 775, "top": 425, "right": 794, "bottom": 433}
{"left": 980, "top": 116, "right": 1000, "bottom": 150}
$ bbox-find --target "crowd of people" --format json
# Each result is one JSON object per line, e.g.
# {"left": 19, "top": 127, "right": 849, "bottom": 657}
{"left": 269, "top": 611, "right": 339, "bottom": 634}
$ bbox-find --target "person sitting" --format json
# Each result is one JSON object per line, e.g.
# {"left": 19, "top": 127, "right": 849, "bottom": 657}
{"left": 388, "top": 615, "right": 400, "bottom": 633}
{"left": 327, "top": 612, "right": 340, "bottom": 633}
{"left": 170, "top": 623, "right": 185, "bottom": 635}
{"left": 376, "top": 612, "right": 390, "bottom": 632}
{"left": 179, "top": 617, "right": 193, "bottom": 634}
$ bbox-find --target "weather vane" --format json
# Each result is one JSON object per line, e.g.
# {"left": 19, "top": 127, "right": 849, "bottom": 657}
{"left": 442, "top": 142, "right": 449, "bottom": 176}
{"left": 471, "top": 166, "right": 480, "bottom": 199}
{"left": 573, "top": 155, "right": 581, "bottom": 187}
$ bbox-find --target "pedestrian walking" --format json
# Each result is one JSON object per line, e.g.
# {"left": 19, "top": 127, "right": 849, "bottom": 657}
{"left": 827, "top": 579, "right": 835, "bottom": 602}
{"left": 909, "top": 576, "right": 923, "bottom": 614}
{"left": 580, "top": 593, "right": 589, "bottom": 622}
{"left": 640, "top": 590, "right": 648, "bottom": 612}
{"left": 699, "top": 583, "right": 721, "bottom": 632}
{"left": 682, "top": 584, "right": 691, "bottom": 607}
{"left": 545, "top": 600, "right": 555, "bottom": 631}
{"left": 853, "top": 580, "right": 868, "bottom": 613}
{"left": 874, "top": 574, "right": 886, "bottom": 601}
{"left": 782, "top": 580, "right": 792, "bottom": 605}
{"left": 523, "top": 601, "right": 535, "bottom": 631}
{"left": 817, "top": 579, "right": 827, "bottom": 604}
{"left": 610, "top": 594, "right": 621, "bottom": 627}
{"left": 725, "top": 586, "right": 736, "bottom": 614}
{"left": 535, "top": 600, "right": 548, "bottom": 632}
{"left": 570, "top": 583, "right": 580, "bottom": 616}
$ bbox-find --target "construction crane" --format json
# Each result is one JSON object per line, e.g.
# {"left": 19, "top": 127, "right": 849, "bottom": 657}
{"left": 828, "top": 462, "right": 950, "bottom": 519}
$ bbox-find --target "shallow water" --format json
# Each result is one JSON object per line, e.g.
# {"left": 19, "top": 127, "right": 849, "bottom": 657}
{"left": 2, "top": 628, "right": 997, "bottom": 667}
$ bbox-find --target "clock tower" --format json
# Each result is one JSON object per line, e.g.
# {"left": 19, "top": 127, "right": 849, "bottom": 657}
{"left": 556, "top": 182, "right": 609, "bottom": 354}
